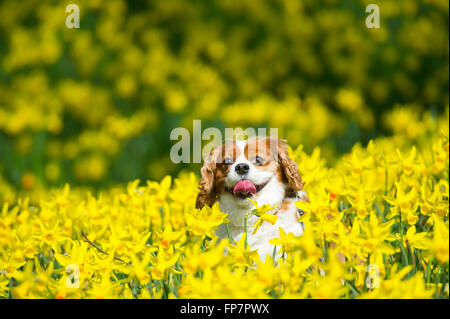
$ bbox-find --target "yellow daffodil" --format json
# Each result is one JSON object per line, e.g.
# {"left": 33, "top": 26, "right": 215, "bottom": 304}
{"left": 156, "top": 223, "right": 182, "bottom": 249}
{"left": 404, "top": 225, "right": 430, "bottom": 250}
{"left": 269, "top": 227, "right": 301, "bottom": 254}
{"left": 186, "top": 202, "right": 229, "bottom": 241}
{"left": 34, "top": 221, "right": 70, "bottom": 253}
{"left": 427, "top": 216, "right": 449, "bottom": 264}
{"left": 247, "top": 198, "right": 278, "bottom": 234}
{"left": 227, "top": 233, "right": 258, "bottom": 268}
{"left": 149, "top": 246, "right": 182, "bottom": 281}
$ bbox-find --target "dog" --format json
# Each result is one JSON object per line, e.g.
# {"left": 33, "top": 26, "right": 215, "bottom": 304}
{"left": 195, "top": 136, "right": 309, "bottom": 261}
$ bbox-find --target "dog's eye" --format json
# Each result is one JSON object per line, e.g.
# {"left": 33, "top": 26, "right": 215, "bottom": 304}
{"left": 252, "top": 156, "right": 265, "bottom": 165}
{"left": 223, "top": 157, "right": 234, "bottom": 165}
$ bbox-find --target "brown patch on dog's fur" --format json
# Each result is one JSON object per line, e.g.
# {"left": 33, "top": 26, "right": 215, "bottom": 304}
{"left": 196, "top": 140, "right": 240, "bottom": 209}
{"left": 281, "top": 200, "right": 291, "bottom": 210}
{"left": 277, "top": 139, "right": 304, "bottom": 191}
{"left": 275, "top": 165, "right": 288, "bottom": 186}
{"left": 244, "top": 137, "right": 272, "bottom": 160}
{"left": 196, "top": 145, "right": 222, "bottom": 209}
{"left": 273, "top": 199, "right": 291, "bottom": 216}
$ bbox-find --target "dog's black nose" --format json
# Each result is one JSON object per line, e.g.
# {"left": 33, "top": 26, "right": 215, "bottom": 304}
{"left": 235, "top": 163, "right": 250, "bottom": 175}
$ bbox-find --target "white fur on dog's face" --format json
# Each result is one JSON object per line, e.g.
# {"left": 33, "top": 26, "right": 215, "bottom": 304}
{"left": 224, "top": 141, "right": 273, "bottom": 189}
{"left": 220, "top": 140, "right": 286, "bottom": 224}
{"left": 223, "top": 140, "right": 282, "bottom": 201}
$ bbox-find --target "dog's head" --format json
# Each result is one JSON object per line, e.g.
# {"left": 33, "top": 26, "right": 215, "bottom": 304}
{"left": 195, "top": 136, "right": 304, "bottom": 210}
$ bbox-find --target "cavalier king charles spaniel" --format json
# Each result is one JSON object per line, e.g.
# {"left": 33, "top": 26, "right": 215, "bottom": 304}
{"left": 195, "top": 136, "right": 309, "bottom": 261}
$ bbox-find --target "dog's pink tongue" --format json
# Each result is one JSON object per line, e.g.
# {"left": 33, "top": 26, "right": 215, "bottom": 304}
{"left": 233, "top": 180, "right": 256, "bottom": 196}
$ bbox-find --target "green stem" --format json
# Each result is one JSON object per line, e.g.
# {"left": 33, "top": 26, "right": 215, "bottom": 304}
{"left": 322, "top": 237, "right": 328, "bottom": 262}
{"left": 407, "top": 244, "right": 416, "bottom": 271}
{"left": 226, "top": 224, "right": 233, "bottom": 243}
{"left": 397, "top": 211, "right": 409, "bottom": 267}
{"left": 383, "top": 254, "right": 390, "bottom": 279}
{"left": 425, "top": 260, "right": 431, "bottom": 283}
{"left": 162, "top": 280, "right": 169, "bottom": 299}
{"left": 244, "top": 213, "right": 248, "bottom": 249}
{"left": 201, "top": 238, "right": 206, "bottom": 253}
{"left": 344, "top": 280, "right": 360, "bottom": 298}
{"left": 272, "top": 245, "right": 277, "bottom": 265}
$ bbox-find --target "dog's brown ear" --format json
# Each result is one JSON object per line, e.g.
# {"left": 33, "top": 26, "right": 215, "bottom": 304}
{"left": 276, "top": 139, "right": 304, "bottom": 191}
{"left": 195, "top": 146, "right": 222, "bottom": 209}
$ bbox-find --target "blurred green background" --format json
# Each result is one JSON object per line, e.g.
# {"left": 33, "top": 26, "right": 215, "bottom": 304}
{"left": 0, "top": 0, "right": 448, "bottom": 200}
